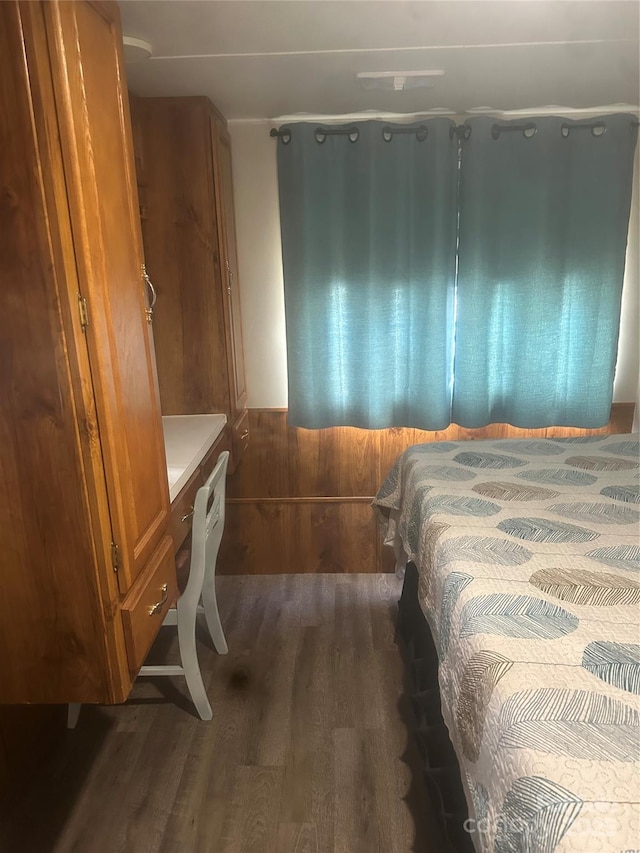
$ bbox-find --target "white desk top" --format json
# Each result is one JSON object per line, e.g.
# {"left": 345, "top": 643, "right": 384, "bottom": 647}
{"left": 162, "top": 414, "right": 227, "bottom": 502}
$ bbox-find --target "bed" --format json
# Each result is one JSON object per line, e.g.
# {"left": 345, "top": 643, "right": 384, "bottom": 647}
{"left": 373, "top": 434, "right": 639, "bottom": 853}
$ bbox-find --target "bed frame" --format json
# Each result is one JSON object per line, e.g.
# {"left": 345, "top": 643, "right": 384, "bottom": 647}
{"left": 396, "top": 562, "right": 476, "bottom": 853}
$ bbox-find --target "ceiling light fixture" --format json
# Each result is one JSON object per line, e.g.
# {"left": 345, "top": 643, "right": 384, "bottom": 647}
{"left": 357, "top": 70, "right": 445, "bottom": 92}
{"left": 122, "top": 36, "right": 153, "bottom": 62}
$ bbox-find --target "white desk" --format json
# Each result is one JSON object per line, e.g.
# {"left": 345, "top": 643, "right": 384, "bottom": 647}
{"left": 162, "top": 414, "right": 227, "bottom": 503}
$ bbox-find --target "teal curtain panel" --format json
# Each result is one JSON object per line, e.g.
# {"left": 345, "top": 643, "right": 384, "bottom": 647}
{"left": 276, "top": 115, "right": 637, "bottom": 430}
{"left": 452, "top": 114, "right": 638, "bottom": 429}
{"left": 276, "top": 120, "right": 458, "bottom": 429}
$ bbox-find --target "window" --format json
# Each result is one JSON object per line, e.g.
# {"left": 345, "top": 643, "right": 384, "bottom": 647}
{"left": 276, "top": 115, "right": 637, "bottom": 430}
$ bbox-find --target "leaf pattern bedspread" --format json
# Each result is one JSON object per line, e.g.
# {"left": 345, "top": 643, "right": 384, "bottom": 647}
{"left": 373, "top": 435, "right": 640, "bottom": 852}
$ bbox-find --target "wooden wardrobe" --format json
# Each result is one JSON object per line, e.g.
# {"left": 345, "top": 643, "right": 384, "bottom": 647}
{"left": 130, "top": 97, "right": 250, "bottom": 471}
{"left": 0, "top": 0, "right": 176, "bottom": 705}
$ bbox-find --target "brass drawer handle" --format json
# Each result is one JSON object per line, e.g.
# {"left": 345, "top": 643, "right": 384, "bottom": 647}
{"left": 148, "top": 583, "right": 168, "bottom": 616}
{"left": 181, "top": 507, "right": 194, "bottom": 523}
{"left": 240, "top": 429, "right": 249, "bottom": 439}
{"left": 142, "top": 264, "right": 157, "bottom": 324}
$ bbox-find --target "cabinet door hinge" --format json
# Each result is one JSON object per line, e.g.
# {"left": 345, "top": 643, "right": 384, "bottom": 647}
{"left": 77, "top": 293, "right": 89, "bottom": 331}
{"left": 110, "top": 542, "right": 120, "bottom": 572}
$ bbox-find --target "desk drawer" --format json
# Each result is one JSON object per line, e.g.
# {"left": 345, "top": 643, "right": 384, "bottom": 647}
{"left": 200, "top": 428, "right": 232, "bottom": 482}
{"left": 169, "top": 467, "right": 203, "bottom": 554}
{"left": 231, "top": 410, "right": 250, "bottom": 471}
{"left": 121, "top": 535, "right": 177, "bottom": 675}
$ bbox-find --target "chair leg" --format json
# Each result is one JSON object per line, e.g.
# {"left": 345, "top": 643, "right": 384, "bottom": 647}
{"left": 177, "top": 602, "right": 213, "bottom": 721}
{"left": 201, "top": 578, "right": 228, "bottom": 655}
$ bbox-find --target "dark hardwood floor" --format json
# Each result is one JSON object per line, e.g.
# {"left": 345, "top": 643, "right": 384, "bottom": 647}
{"left": 0, "top": 574, "right": 446, "bottom": 853}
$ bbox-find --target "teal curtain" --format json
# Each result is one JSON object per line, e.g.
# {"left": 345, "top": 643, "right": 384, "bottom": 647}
{"left": 277, "top": 120, "right": 458, "bottom": 429}
{"left": 452, "top": 114, "right": 637, "bottom": 428}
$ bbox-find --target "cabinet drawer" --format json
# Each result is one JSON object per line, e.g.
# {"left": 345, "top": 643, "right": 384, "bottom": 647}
{"left": 231, "top": 410, "right": 250, "bottom": 471}
{"left": 121, "top": 535, "right": 178, "bottom": 675}
{"left": 169, "top": 467, "right": 203, "bottom": 554}
{"left": 200, "top": 427, "right": 232, "bottom": 482}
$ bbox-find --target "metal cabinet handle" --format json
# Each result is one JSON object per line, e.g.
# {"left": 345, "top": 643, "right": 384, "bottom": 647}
{"left": 148, "top": 583, "right": 168, "bottom": 616}
{"left": 142, "top": 263, "right": 156, "bottom": 323}
{"left": 181, "top": 507, "right": 194, "bottom": 523}
{"left": 240, "top": 429, "right": 249, "bottom": 439}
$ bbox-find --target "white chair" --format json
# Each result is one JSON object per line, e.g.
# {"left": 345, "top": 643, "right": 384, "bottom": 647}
{"left": 138, "top": 450, "right": 230, "bottom": 720}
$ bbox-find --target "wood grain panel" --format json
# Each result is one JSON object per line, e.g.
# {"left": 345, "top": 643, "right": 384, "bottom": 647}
{"left": 276, "top": 824, "right": 318, "bottom": 853}
{"left": 220, "top": 405, "right": 635, "bottom": 574}
{"left": 131, "top": 96, "right": 250, "bottom": 442}
{"left": 334, "top": 728, "right": 379, "bottom": 853}
{"left": 0, "top": 575, "right": 438, "bottom": 853}
{"left": 46, "top": 0, "right": 170, "bottom": 592}
{"left": 0, "top": 0, "right": 112, "bottom": 702}
{"left": 229, "top": 406, "right": 634, "bottom": 500}
{"left": 19, "top": 0, "right": 133, "bottom": 701}
{"left": 120, "top": 535, "right": 179, "bottom": 675}
{"left": 223, "top": 766, "right": 284, "bottom": 852}
{"left": 219, "top": 500, "right": 381, "bottom": 575}
{"left": 611, "top": 401, "right": 635, "bottom": 433}
{"left": 230, "top": 407, "right": 250, "bottom": 471}
{"left": 169, "top": 468, "right": 203, "bottom": 555}
{"left": 200, "top": 426, "right": 233, "bottom": 481}
{"left": 131, "top": 97, "right": 230, "bottom": 416}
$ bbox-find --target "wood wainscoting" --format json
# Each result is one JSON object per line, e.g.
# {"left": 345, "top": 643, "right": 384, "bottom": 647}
{"left": 218, "top": 405, "right": 635, "bottom": 575}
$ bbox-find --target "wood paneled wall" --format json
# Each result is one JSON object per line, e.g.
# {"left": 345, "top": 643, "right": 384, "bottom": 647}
{"left": 218, "top": 405, "right": 635, "bottom": 575}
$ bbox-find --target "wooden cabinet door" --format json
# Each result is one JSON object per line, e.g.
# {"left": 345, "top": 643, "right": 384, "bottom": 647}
{"left": 1, "top": 0, "right": 118, "bottom": 703}
{"left": 44, "top": 0, "right": 170, "bottom": 592}
{"left": 211, "top": 117, "right": 248, "bottom": 419}
{"left": 132, "top": 98, "right": 230, "bottom": 417}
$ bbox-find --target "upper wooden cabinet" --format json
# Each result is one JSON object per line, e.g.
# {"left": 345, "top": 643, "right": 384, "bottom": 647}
{"left": 0, "top": 0, "right": 176, "bottom": 704}
{"left": 130, "top": 97, "right": 250, "bottom": 469}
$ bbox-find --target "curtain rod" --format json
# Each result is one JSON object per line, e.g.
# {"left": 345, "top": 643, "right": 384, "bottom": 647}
{"left": 271, "top": 118, "right": 640, "bottom": 143}
{"left": 270, "top": 124, "right": 433, "bottom": 143}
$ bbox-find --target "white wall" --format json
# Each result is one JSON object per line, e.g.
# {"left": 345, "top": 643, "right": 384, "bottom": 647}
{"left": 616, "top": 148, "right": 640, "bottom": 403}
{"left": 230, "top": 121, "right": 640, "bottom": 409}
{"left": 229, "top": 123, "right": 288, "bottom": 407}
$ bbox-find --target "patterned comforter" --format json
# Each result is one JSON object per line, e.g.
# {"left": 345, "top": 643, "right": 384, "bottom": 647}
{"left": 373, "top": 434, "right": 640, "bottom": 853}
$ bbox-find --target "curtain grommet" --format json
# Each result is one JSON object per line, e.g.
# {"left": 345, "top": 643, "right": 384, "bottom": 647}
{"left": 561, "top": 121, "right": 607, "bottom": 138}
{"left": 270, "top": 128, "right": 292, "bottom": 144}
{"left": 492, "top": 122, "right": 536, "bottom": 140}
{"left": 315, "top": 127, "right": 359, "bottom": 144}
{"left": 450, "top": 125, "right": 471, "bottom": 141}
{"left": 382, "top": 124, "right": 428, "bottom": 142}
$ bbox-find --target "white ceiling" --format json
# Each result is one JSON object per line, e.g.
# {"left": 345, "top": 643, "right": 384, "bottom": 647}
{"left": 119, "top": 1, "right": 640, "bottom": 121}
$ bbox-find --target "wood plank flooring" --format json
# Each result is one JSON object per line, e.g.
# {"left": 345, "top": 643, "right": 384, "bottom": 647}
{"left": 0, "top": 575, "right": 446, "bottom": 853}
